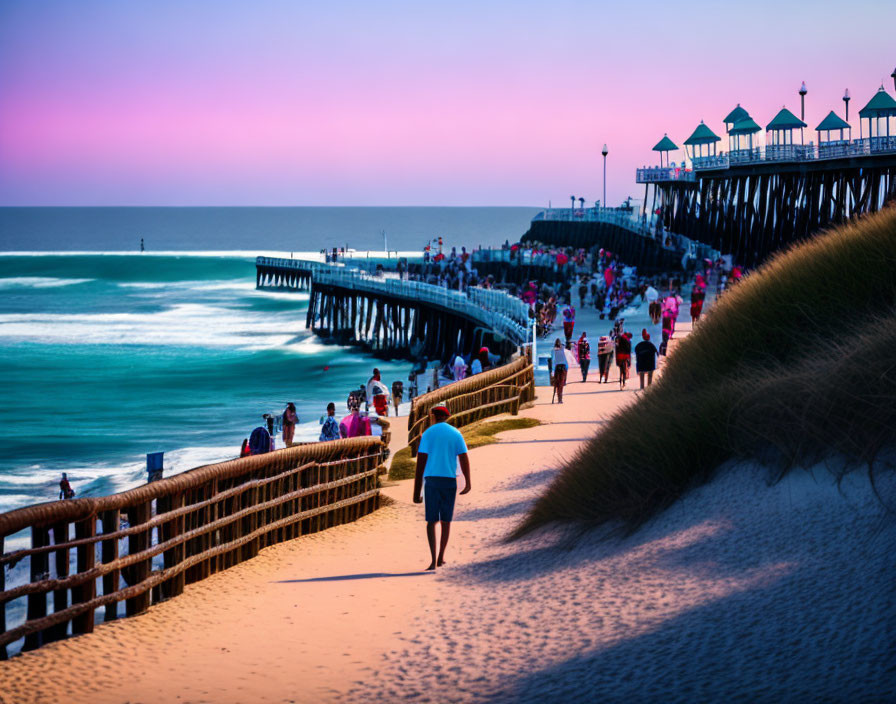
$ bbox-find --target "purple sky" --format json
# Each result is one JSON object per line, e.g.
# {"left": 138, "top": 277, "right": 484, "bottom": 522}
{"left": 1, "top": 1, "right": 893, "bottom": 206}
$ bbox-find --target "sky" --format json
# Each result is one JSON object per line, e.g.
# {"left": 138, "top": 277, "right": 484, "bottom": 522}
{"left": 0, "top": 0, "right": 894, "bottom": 206}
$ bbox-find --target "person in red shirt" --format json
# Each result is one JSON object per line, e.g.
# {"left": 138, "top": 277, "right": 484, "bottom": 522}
{"left": 59, "top": 473, "right": 75, "bottom": 500}
{"left": 615, "top": 332, "right": 632, "bottom": 389}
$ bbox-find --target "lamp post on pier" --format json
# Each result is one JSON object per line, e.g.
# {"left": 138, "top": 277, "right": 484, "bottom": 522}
{"left": 843, "top": 89, "right": 851, "bottom": 122}
{"left": 892, "top": 66, "right": 896, "bottom": 91}
{"left": 601, "top": 143, "right": 608, "bottom": 209}
{"left": 799, "top": 82, "right": 807, "bottom": 121}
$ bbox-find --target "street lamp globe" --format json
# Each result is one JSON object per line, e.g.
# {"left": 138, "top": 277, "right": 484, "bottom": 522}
{"left": 601, "top": 144, "right": 608, "bottom": 157}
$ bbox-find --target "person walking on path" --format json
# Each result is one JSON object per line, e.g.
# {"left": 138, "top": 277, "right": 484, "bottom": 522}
{"left": 634, "top": 329, "right": 659, "bottom": 389}
{"left": 690, "top": 283, "right": 706, "bottom": 323}
{"left": 391, "top": 381, "right": 404, "bottom": 416}
{"left": 319, "top": 402, "right": 340, "bottom": 441}
{"left": 366, "top": 368, "right": 389, "bottom": 416}
{"left": 615, "top": 331, "right": 632, "bottom": 389}
{"left": 576, "top": 332, "right": 591, "bottom": 382}
{"left": 597, "top": 334, "right": 614, "bottom": 383}
{"left": 413, "top": 405, "right": 471, "bottom": 571}
{"left": 282, "top": 402, "right": 297, "bottom": 446}
{"left": 562, "top": 304, "right": 576, "bottom": 344}
{"left": 550, "top": 338, "right": 568, "bottom": 403}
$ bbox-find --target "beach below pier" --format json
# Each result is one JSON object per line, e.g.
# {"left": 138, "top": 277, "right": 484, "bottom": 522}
{"left": 0, "top": 307, "right": 892, "bottom": 704}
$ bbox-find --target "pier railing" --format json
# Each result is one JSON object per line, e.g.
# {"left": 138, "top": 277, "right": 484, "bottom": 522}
{"left": 406, "top": 354, "right": 535, "bottom": 456}
{"left": 636, "top": 166, "right": 696, "bottom": 183}
{"left": 638, "top": 136, "right": 896, "bottom": 181}
{"left": 0, "top": 436, "right": 387, "bottom": 657}
{"left": 310, "top": 266, "right": 531, "bottom": 345}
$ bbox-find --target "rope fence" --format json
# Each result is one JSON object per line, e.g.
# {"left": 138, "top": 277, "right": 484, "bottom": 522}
{"left": 407, "top": 353, "right": 535, "bottom": 455}
{"left": 0, "top": 435, "right": 388, "bottom": 657}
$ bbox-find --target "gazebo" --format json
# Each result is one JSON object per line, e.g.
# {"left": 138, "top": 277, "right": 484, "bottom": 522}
{"left": 684, "top": 121, "right": 721, "bottom": 165}
{"left": 815, "top": 111, "right": 851, "bottom": 158}
{"left": 723, "top": 104, "right": 750, "bottom": 133}
{"left": 652, "top": 134, "right": 678, "bottom": 167}
{"left": 858, "top": 86, "right": 896, "bottom": 151}
{"left": 765, "top": 107, "right": 807, "bottom": 160}
{"left": 729, "top": 117, "right": 762, "bottom": 163}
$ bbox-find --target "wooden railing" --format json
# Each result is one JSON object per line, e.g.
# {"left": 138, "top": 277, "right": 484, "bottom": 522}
{"left": 0, "top": 435, "right": 388, "bottom": 657}
{"left": 406, "top": 354, "right": 535, "bottom": 455}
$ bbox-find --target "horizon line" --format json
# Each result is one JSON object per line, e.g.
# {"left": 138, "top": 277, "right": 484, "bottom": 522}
{"left": 0, "top": 204, "right": 546, "bottom": 209}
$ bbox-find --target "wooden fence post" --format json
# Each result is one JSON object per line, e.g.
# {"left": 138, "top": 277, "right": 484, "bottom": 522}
{"left": 101, "top": 509, "right": 120, "bottom": 621}
{"left": 0, "top": 536, "right": 6, "bottom": 660}
{"left": 160, "top": 493, "right": 184, "bottom": 600}
{"left": 71, "top": 516, "right": 97, "bottom": 634}
{"left": 125, "top": 502, "right": 151, "bottom": 616}
{"left": 48, "top": 521, "right": 70, "bottom": 642}
{"left": 207, "top": 480, "right": 220, "bottom": 577}
{"left": 23, "top": 525, "right": 49, "bottom": 651}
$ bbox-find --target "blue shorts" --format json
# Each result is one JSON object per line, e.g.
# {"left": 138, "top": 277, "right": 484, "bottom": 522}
{"left": 424, "top": 477, "right": 458, "bottom": 523}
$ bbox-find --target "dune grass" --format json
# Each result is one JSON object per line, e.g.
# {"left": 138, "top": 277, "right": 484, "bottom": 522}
{"left": 512, "top": 206, "right": 896, "bottom": 539}
{"left": 389, "top": 417, "right": 541, "bottom": 480}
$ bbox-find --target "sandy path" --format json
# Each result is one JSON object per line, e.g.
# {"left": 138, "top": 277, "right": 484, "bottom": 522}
{"left": 2, "top": 305, "right": 893, "bottom": 703}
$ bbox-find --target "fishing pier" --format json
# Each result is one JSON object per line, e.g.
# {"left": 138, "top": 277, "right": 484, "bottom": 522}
{"left": 636, "top": 82, "right": 896, "bottom": 265}
{"left": 256, "top": 257, "right": 531, "bottom": 363}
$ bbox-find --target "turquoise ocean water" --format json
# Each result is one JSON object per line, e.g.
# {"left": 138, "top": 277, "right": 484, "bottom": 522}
{"left": 0, "top": 207, "right": 538, "bottom": 512}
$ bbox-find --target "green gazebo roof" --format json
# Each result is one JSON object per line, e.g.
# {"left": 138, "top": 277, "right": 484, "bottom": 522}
{"left": 729, "top": 117, "right": 762, "bottom": 135}
{"left": 683, "top": 121, "right": 721, "bottom": 145}
{"left": 766, "top": 108, "right": 807, "bottom": 131}
{"left": 815, "top": 111, "right": 851, "bottom": 131}
{"left": 652, "top": 134, "right": 678, "bottom": 152}
{"left": 858, "top": 87, "right": 896, "bottom": 118}
{"left": 723, "top": 105, "right": 750, "bottom": 124}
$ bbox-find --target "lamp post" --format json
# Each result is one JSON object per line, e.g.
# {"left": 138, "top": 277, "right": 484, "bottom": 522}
{"left": 843, "top": 89, "right": 851, "bottom": 122}
{"left": 892, "top": 66, "right": 896, "bottom": 92}
{"left": 570, "top": 195, "right": 575, "bottom": 213}
{"left": 799, "top": 81, "right": 807, "bottom": 121}
{"left": 601, "top": 144, "right": 608, "bottom": 209}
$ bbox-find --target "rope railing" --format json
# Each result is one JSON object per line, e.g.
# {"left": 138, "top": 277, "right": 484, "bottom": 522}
{"left": 0, "top": 435, "right": 388, "bottom": 657}
{"left": 406, "top": 355, "right": 535, "bottom": 455}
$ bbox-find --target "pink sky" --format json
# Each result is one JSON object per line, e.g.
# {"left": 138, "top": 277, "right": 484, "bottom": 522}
{"left": 1, "top": 1, "right": 893, "bottom": 206}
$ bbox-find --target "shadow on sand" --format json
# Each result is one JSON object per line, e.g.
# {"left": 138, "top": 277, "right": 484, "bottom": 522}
{"left": 275, "top": 571, "right": 431, "bottom": 583}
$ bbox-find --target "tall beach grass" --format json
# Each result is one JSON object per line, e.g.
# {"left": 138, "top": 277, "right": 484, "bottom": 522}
{"left": 512, "top": 206, "right": 896, "bottom": 538}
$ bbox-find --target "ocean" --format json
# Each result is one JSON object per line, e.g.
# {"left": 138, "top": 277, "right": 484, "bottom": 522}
{"left": 0, "top": 207, "right": 539, "bottom": 512}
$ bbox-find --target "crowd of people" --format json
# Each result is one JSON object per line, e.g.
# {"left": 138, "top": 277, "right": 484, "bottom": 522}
{"left": 544, "top": 253, "right": 739, "bottom": 401}
{"left": 235, "top": 347, "right": 501, "bottom": 458}
{"left": 237, "top": 240, "right": 741, "bottom": 456}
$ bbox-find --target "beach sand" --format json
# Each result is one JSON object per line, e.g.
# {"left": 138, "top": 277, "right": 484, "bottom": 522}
{"left": 1, "top": 311, "right": 893, "bottom": 703}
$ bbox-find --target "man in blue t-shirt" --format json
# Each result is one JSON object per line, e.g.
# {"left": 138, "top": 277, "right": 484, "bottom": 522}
{"left": 413, "top": 405, "right": 472, "bottom": 571}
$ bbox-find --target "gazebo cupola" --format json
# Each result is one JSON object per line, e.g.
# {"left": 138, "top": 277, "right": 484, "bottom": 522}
{"left": 723, "top": 104, "right": 751, "bottom": 150}
{"left": 728, "top": 117, "right": 762, "bottom": 162}
{"left": 815, "top": 111, "right": 851, "bottom": 158}
{"left": 652, "top": 134, "right": 678, "bottom": 168}
{"left": 683, "top": 121, "right": 721, "bottom": 166}
{"left": 858, "top": 85, "right": 896, "bottom": 149}
{"left": 765, "top": 107, "right": 807, "bottom": 160}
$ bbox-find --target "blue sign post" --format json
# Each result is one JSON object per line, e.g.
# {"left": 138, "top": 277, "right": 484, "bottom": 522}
{"left": 146, "top": 452, "right": 164, "bottom": 483}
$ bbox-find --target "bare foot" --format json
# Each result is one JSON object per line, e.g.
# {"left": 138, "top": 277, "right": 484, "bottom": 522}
{"left": 437, "top": 557, "right": 446, "bottom": 567}
{"left": 425, "top": 562, "right": 436, "bottom": 571}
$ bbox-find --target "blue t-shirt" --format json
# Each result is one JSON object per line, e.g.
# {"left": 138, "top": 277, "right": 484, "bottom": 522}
{"left": 418, "top": 421, "right": 468, "bottom": 478}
